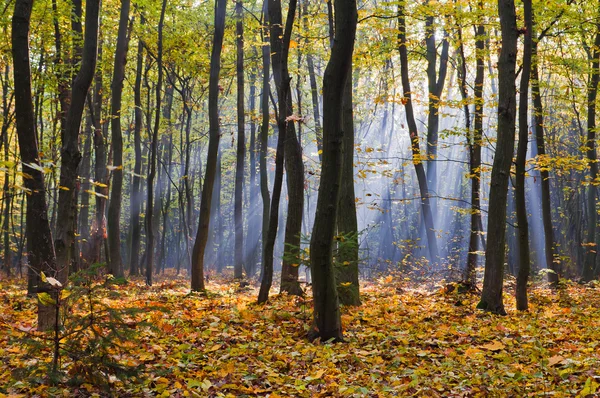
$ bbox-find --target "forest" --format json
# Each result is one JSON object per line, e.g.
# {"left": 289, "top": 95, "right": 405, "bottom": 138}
{"left": 1, "top": 0, "right": 600, "bottom": 395}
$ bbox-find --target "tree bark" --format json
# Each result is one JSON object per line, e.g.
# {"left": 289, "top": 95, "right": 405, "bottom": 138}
{"left": 191, "top": 0, "right": 226, "bottom": 291}
{"left": 309, "top": 0, "right": 357, "bottom": 342}
{"left": 477, "top": 0, "right": 518, "bottom": 315}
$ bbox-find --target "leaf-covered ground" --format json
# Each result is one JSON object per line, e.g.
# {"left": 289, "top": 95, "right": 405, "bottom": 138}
{"left": 1, "top": 276, "right": 600, "bottom": 397}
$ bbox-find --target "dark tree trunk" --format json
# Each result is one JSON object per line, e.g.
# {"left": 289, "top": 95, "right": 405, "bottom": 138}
{"left": 191, "top": 0, "right": 226, "bottom": 291}
{"left": 246, "top": 64, "right": 259, "bottom": 276}
{"left": 336, "top": 73, "right": 360, "bottom": 306}
{"left": 234, "top": 0, "right": 245, "bottom": 280}
{"left": 515, "top": 0, "right": 533, "bottom": 311}
{"left": 583, "top": 19, "right": 600, "bottom": 281}
{"left": 258, "top": 0, "right": 300, "bottom": 303}
{"left": 107, "top": 0, "right": 131, "bottom": 278}
{"left": 259, "top": 0, "right": 271, "bottom": 282}
{"left": 309, "top": 0, "right": 357, "bottom": 342}
{"left": 54, "top": 0, "right": 100, "bottom": 282}
{"left": 463, "top": 5, "right": 485, "bottom": 286}
{"left": 477, "top": 0, "right": 518, "bottom": 315}
{"left": 129, "top": 16, "right": 145, "bottom": 277}
{"left": 12, "top": 0, "right": 58, "bottom": 330}
{"left": 146, "top": 0, "right": 167, "bottom": 286}
{"left": 397, "top": 4, "right": 439, "bottom": 261}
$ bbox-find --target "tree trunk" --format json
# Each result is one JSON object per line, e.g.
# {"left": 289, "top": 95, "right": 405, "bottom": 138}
{"left": 259, "top": 0, "right": 271, "bottom": 283}
{"left": 583, "top": 18, "right": 600, "bottom": 281}
{"left": 309, "top": 0, "right": 357, "bottom": 342}
{"left": 336, "top": 72, "right": 360, "bottom": 306}
{"left": 531, "top": 42, "right": 558, "bottom": 284}
{"left": 464, "top": 5, "right": 485, "bottom": 286}
{"left": 12, "top": 0, "right": 58, "bottom": 330}
{"left": 397, "top": 4, "right": 439, "bottom": 261}
{"left": 54, "top": 0, "right": 100, "bottom": 282}
{"left": 107, "top": 0, "right": 131, "bottom": 278}
{"left": 129, "top": 16, "right": 145, "bottom": 277}
{"left": 425, "top": 10, "right": 449, "bottom": 209}
{"left": 477, "top": 0, "right": 518, "bottom": 315}
{"left": 234, "top": 0, "right": 245, "bottom": 280}
{"left": 146, "top": 0, "right": 167, "bottom": 286}
{"left": 515, "top": 0, "right": 533, "bottom": 311}
{"left": 191, "top": 0, "right": 226, "bottom": 291}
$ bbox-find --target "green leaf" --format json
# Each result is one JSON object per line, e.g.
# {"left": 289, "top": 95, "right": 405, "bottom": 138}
{"left": 38, "top": 292, "right": 56, "bottom": 306}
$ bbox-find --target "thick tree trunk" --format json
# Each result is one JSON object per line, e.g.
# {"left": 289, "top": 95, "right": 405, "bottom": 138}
{"left": 54, "top": 0, "right": 100, "bottom": 282}
{"left": 309, "top": 0, "right": 357, "bottom": 342}
{"left": 146, "top": 0, "right": 167, "bottom": 286}
{"left": 107, "top": 0, "right": 131, "bottom": 278}
{"left": 191, "top": 0, "right": 226, "bottom": 291}
{"left": 335, "top": 74, "right": 360, "bottom": 306}
{"left": 234, "top": 0, "right": 245, "bottom": 280}
{"left": 397, "top": 4, "right": 439, "bottom": 261}
{"left": 12, "top": 0, "right": 58, "bottom": 330}
{"left": 477, "top": 0, "right": 518, "bottom": 315}
{"left": 129, "top": 17, "right": 145, "bottom": 277}
{"left": 515, "top": 0, "right": 533, "bottom": 311}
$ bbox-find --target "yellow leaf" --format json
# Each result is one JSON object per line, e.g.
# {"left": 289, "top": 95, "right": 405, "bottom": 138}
{"left": 481, "top": 341, "right": 505, "bottom": 351}
{"left": 340, "top": 282, "right": 352, "bottom": 287}
{"left": 38, "top": 292, "right": 56, "bottom": 306}
{"left": 289, "top": 39, "right": 298, "bottom": 49}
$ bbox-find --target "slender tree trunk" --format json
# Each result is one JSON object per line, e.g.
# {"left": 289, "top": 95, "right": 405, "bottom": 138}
{"left": 583, "top": 15, "right": 600, "bottom": 281}
{"left": 463, "top": 6, "right": 485, "bottom": 286}
{"left": 309, "top": 0, "right": 357, "bottom": 341}
{"left": 146, "top": 0, "right": 167, "bottom": 285}
{"left": 246, "top": 65, "right": 259, "bottom": 276}
{"left": 234, "top": 0, "right": 245, "bottom": 280}
{"left": 130, "top": 16, "right": 145, "bottom": 277}
{"left": 107, "top": 0, "right": 131, "bottom": 278}
{"left": 515, "top": 0, "right": 533, "bottom": 311}
{"left": 532, "top": 39, "right": 558, "bottom": 284}
{"left": 397, "top": 4, "right": 439, "bottom": 261}
{"left": 54, "top": 0, "right": 100, "bottom": 282}
{"left": 477, "top": 0, "right": 518, "bottom": 315}
{"left": 13, "top": 0, "right": 58, "bottom": 330}
{"left": 425, "top": 10, "right": 449, "bottom": 207}
{"left": 191, "top": 0, "right": 226, "bottom": 291}
{"left": 259, "top": 0, "right": 271, "bottom": 281}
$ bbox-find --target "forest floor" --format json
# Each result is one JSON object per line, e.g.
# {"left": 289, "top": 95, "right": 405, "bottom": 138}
{"left": 1, "top": 273, "right": 600, "bottom": 397}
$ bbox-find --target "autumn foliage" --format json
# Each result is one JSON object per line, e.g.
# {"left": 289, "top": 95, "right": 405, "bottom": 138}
{"left": 1, "top": 275, "right": 599, "bottom": 397}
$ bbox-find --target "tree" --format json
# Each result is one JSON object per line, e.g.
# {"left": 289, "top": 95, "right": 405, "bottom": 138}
{"left": 309, "top": 0, "right": 357, "bottom": 341}
{"left": 146, "top": 0, "right": 167, "bottom": 286}
{"left": 234, "top": 0, "right": 245, "bottom": 280}
{"left": 478, "top": 0, "right": 518, "bottom": 315}
{"left": 12, "top": 0, "right": 58, "bottom": 330}
{"left": 107, "top": 0, "right": 131, "bottom": 278}
{"left": 191, "top": 0, "right": 226, "bottom": 292}
{"left": 54, "top": 0, "right": 100, "bottom": 282}
{"left": 515, "top": 0, "right": 533, "bottom": 310}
